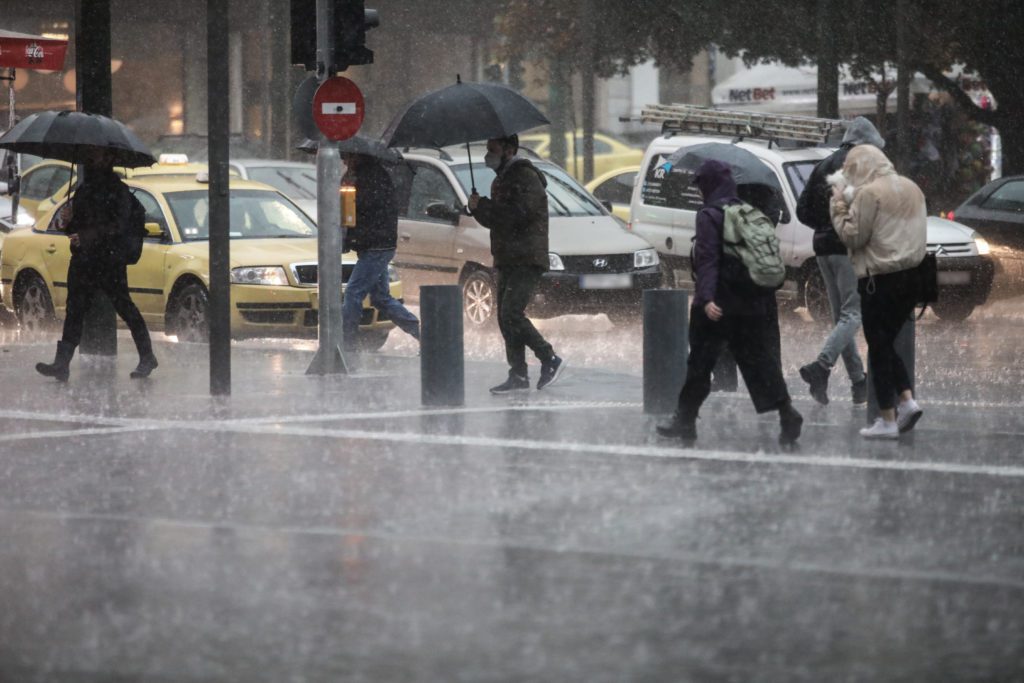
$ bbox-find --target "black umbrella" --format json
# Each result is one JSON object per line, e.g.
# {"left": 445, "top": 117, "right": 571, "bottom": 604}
{"left": 297, "top": 135, "right": 403, "bottom": 164}
{"left": 381, "top": 75, "right": 549, "bottom": 192}
{"left": 0, "top": 110, "right": 155, "bottom": 168}
{"left": 664, "top": 142, "right": 787, "bottom": 223}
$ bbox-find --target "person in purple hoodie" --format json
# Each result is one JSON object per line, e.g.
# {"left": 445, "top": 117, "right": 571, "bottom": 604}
{"left": 657, "top": 159, "right": 803, "bottom": 445}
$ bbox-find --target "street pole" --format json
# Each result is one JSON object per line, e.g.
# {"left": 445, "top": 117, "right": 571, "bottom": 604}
{"left": 208, "top": 0, "right": 231, "bottom": 395}
{"left": 896, "top": 0, "right": 911, "bottom": 173}
{"left": 75, "top": 0, "right": 117, "bottom": 357}
{"left": 306, "top": 0, "right": 348, "bottom": 375}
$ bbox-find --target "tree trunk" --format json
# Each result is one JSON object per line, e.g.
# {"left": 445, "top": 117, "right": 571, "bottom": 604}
{"left": 579, "top": 0, "right": 596, "bottom": 183}
{"left": 816, "top": 0, "right": 839, "bottom": 118}
{"left": 548, "top": 54, "right": 570, "bottom": 168}
{"left": 995, "top": 109, "right": 1024, "bottom": 176}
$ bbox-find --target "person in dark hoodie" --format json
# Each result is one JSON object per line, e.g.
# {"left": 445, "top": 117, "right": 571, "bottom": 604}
{"left": 657, "top": 159, "right": 802, "bottom": 445}
{"left": 794, "top": 117, "right": 885, "bottom": 406}
{"left": 341, "top": 152, "right": 420, "bottom": 350}
{"left": 35, "top": 148, "right": 157, "bottom": 383}
{"left": 468, "top": 134, "right": 565, "bottom": 394}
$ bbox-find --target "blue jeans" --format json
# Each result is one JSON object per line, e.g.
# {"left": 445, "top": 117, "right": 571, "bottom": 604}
{"left": 343, "top": 249, "right": 419, "bottom": 346}
{"left": 816, "top": 255, "right": 866, "bottom": 383}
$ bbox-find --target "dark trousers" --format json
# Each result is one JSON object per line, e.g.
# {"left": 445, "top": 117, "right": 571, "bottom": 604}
{"left": 496, "top": 266, "right": 553, "bottom": 377}
{"left": 859, "top": 269, "right": 918, "bottom": 410}
{"left": 677, "top": 303, "right": 790, "bottom": 419}
{"left": 62, "top": 256, "right": 153, "bottom": 356}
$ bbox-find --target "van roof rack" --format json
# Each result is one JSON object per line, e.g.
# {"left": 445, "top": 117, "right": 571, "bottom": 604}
{"left": 631, "top": 104, "right": 841, "bottom": 145}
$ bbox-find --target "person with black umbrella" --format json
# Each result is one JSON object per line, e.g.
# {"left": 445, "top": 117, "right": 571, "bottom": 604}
{"left": 468, "top": 134, "right": 565, "bottom": 393}
{"left": 340, "top": 151, "right": 420, "bottom": 350}
{"left": 35, "top": 147, "right": 157, "bottom": 382}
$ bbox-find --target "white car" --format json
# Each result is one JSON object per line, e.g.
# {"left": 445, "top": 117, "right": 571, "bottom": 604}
{"left": 630, "top": 132, "right": 994, "bottom": 321}
{"left": 228, "top": 159, "right": 318, "bottom": 220}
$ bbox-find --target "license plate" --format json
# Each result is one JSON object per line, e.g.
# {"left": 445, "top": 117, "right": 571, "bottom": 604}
{"left": 579, "top": 273, "right": 632, "bottom": 289}
{"left": 937, "top": 271, "right": 971, "bottom": 285}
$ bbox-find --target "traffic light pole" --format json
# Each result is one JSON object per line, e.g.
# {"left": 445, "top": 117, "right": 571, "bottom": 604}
{"left": 306, "top": 0, "right": 348, "bottom": 375}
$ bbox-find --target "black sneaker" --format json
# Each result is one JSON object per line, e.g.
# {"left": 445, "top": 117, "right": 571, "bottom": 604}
{"left": 656, "top": 414, "right": 697, "bottom": 442}
{"left": 490, "top": 373, "right": 530, "bottom": 394}
{"left": 851, "top": 378, "right": 868, "bottom": 405}
{"left": 537, "top": 356, "right": 566, "bottom": 390}
{"left": 799, "top": 361, "right": 830, "bottom": 406}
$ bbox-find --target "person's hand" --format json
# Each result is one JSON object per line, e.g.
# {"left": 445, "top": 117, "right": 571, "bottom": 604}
{"left": 704, "top": 301, "right": 723, "bottom": 321}
{"left": 468, "top": 191, "right": 480, "bottom": 211}
{"left": 69, "top": 234, "right": 80, "bottom": 248}
{"left": 831, "top": 184, "right": 843, "bottom": 201}
{"left": 57, "top": 203, "right": 73, "bottom": 228}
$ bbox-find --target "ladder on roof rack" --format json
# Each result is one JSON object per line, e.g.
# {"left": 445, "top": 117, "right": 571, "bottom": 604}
{"left": 632, "top": 104, "right": 842, "bottom": 145}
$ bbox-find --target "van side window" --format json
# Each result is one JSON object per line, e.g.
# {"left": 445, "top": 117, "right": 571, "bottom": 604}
{"left": 639, "top": 155, "right": 703, "bottom": 211}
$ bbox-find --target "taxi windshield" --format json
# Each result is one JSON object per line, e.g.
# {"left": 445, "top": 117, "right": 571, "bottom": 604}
{"left": 165, "top": 189, "right": 317, "bottom": 241}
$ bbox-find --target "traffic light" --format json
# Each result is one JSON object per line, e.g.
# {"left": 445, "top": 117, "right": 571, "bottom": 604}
{"left": 290, "top": 0, "right": 379, "bottom": 73}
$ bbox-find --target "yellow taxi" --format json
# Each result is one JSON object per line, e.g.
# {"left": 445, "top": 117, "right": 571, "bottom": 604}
{"left": 0, "top": 174, "right": 400, "bottom": 348}
{"left": 585, "top": 165, "right": 639, "bottom": 223}
{"left": 518, "top": 131, "right": 643, "bottom": 182}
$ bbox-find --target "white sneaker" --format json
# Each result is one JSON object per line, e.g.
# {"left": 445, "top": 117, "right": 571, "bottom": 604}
{"left": 860, "top": 418, "right": 899, "bottom": 440}
{"left": 896, "top": 398, "right": 923, "bottom": 433}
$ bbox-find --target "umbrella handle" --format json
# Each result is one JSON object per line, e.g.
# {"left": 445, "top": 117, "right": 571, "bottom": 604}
{"left": 465, "top": 141, "right": 476, "bottom": 195}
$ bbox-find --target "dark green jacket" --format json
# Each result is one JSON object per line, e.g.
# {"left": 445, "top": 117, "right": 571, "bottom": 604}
{"left": 473, "top": 157, "right": 549, "bottom": 269}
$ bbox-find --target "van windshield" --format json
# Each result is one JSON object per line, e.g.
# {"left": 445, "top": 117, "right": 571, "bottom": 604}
{"left": 452, "top": 161, "right": 606, "bottom": 217}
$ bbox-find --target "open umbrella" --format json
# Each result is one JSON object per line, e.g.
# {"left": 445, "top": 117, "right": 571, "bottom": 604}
{"left": 0, "top": 110, "right": 156, "bottom": 168}
{"left": 297, "top": 135, "right": 403, "bottom": 164}
{"left": 664, "top": 142, "right": 787, "bottom": 223}
{"left": 381, "top": 75, "right": 549, "bottom": 192}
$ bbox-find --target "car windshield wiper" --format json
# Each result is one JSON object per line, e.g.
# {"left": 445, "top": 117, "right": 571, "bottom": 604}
{"left": 274, "top": 170, "right": 316, "bottom": 199}
{"left": 546, "top": 191, "right": 571, "bottom": 216}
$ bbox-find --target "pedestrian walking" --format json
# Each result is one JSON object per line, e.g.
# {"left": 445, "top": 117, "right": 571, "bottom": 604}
{"left": 35, "top": 149, "right": 157, "bottom": 382}
{"left": 657, "top": 160, "right": 802, "bottom": 445}
{"left": 468, "top": 134, "right": 565, "bottom": 393}
{"left": 830, "top": 144, "right": 927, "bottom": 439}
{"left": 795, "top": 117, "right": 886, "bottom": 406}
{"left": 341, "top": 152, "right": 420, "bottom": 350}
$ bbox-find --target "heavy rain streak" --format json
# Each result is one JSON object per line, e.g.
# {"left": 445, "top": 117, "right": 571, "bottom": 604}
{"left": 0, "top": 1, "right": 1021, "bottom": 681}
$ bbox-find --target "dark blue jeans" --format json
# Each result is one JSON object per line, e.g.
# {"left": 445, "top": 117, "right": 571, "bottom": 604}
{"left": 343, "top": 249, "right": 419, "bottom": 345}
{"left": 496, "top": 265, "right": 554, "bottom": 377}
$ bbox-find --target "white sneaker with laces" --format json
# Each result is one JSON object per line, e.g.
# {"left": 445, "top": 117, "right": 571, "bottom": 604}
{"left": 896, "top": 398, "right": 923, "bottom": 433}
{"left": 860, "top": 418, "right": 899, "bottom": 440}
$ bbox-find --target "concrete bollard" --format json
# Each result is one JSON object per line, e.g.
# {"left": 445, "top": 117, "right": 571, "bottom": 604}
{"left": 867, "top": 316, "right": 915, "bottom": 423}
{"left": 643, "top": 289, "right": 689, "bottom": 414}
{"left": 420, "top": 285, "right": 464, "bottom": 407}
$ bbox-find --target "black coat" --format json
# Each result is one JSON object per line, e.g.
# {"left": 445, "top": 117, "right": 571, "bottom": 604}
{"left": 472, "top": 157, "right": 549, "bottom": 270}
{"left": 65, "top": 169, "right": 133, "bottom": 262}
{"left": 346, "top": 159, "right": 398, "bottom": 253}
{"left": 796, "top": 145, "right": 850, "bottom": 256}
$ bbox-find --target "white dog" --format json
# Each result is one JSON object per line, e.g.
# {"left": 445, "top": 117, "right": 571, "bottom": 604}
{"left": 826, "top": 169, "right": 857, "bottom": 203}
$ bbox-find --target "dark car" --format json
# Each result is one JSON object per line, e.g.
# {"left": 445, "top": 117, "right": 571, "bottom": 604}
{"left": 950, "top": 175, "right": 1024, "bottom": 296}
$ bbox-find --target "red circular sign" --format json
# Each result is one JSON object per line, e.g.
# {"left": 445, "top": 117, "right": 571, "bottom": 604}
{"left": 312, "top": 76, "right": 365, "bottom": 141}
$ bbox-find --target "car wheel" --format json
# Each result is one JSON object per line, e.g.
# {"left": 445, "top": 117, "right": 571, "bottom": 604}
{"left": 355, "top": 328, "right": 391, "bottom": 352}
{"left": 606, "top": 309, "right": 639, "bottom": 327}
{"left": 15, "top": 274, "right": 56, "bottom": 333}
{"left": 803, "top": 267, "right": 831, "bottom": 322}
{"left": 930, "top": 300, "right": 975, "bottom": 322}
{"left": 462, "top": 270, "right": 496, "bottom": 326}
{"left": 169, "top": 283, "right": 210, "bottom": 343}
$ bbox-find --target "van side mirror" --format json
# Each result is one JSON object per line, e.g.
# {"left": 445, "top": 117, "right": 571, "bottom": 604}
{"left": 425, "top": 201, "right": 460, "bottom": 223}
{"left": 144, "top": 222, "right": 166, "bottom": 238}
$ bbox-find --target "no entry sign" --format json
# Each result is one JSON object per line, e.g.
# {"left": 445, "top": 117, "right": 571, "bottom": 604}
{"left": 312, "top": 76, "right": 365, "bottom": 141}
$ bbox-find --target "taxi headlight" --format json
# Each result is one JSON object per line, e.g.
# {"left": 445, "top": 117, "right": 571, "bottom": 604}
{"left": 634, "top": 248, "right": 659, "bottom": 269}
{"left": 230, "top": 266, "right": 289, "bottom": 286}
{"left": 549, "top": 253, "right": 565, "bottom": 271}
{"left": 973, "top": 235, "right": 991, "bottom": 255}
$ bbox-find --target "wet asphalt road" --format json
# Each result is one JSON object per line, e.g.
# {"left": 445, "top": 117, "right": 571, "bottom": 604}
{"left": 0, "top": 298, "right": 1022, "bottom": 682}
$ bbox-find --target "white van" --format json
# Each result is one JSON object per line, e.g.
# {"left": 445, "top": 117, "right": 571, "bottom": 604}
{"left": 629, "top": 131, "right": 994, "bottom": 321}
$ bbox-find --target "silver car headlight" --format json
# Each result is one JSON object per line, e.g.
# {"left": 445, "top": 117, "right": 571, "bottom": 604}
{"left": 388, "top": 263, "right": 400, "bottom": 282}
{"left": 230, "top": 266, "right": 289, "bottom": 286}
{"left": 549, "top": 253, "right": 565, "bottom": 271}
{"left": 972, "top": 233, "right": 991, "bottom": 255}
{"left": 634, "top": 248, "right": 659, "bottom": 269}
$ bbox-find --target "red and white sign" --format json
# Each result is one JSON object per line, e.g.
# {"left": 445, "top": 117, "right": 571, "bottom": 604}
{"left": 312, "top": 76, "right": 365, "bottom": 141}
{"left": 0, "top": 29, "right": 68, "bottom": 71}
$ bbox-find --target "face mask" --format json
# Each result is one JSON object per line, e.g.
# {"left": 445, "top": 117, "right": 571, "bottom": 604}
{"left": 484, "top": 152, "right": 502, "bottom": 170}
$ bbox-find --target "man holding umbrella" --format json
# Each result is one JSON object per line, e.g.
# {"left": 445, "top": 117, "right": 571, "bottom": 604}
{"left": 468, "top": 135, "right": 565, "bottom": 393}
{"left": 36, "top": 147, "right": 157, "bottom": 382}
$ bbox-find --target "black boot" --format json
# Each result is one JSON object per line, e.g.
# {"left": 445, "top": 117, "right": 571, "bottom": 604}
{"left": 799, "top": 361, "right": 830, "bottom": 405}
{"left": 35, "top": 341, "right": 75, "bottom": 382}
{"left": 778, "top": 401, "right": 804, "bottom": 445}
{"left": 130, "top": 352, "right": 159, "bottom": 379}
{"left": 656, "top": 412, "right": 697, "bottom": 443}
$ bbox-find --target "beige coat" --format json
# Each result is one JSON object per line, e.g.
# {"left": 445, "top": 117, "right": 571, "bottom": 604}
{"left": 829, "top": 145, "right": 926, "bottom": 278}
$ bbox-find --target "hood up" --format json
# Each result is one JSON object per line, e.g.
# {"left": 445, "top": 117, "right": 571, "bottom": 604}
{"left": 842, "top": 116, "right": 886, "bottom": 149}
{"left": 842, "top": 144, "right": 896, "bottom": 190}
{"left": 694, "top": 159, "right": 739, "bottom": 208}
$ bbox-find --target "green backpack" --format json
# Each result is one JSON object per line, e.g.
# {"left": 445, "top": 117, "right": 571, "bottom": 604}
{"left": 721, "top": 203, "right": 785, "bottom": 289}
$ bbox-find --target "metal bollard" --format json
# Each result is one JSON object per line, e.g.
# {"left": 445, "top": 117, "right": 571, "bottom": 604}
{"left": 420, "top": 285, "right": 464, "bottom": 407}
{"left": 643, "top": 289, "right": 689, "bottom": 414}
{"left": 867, "top": 316, "right": 915, "bottom": 423}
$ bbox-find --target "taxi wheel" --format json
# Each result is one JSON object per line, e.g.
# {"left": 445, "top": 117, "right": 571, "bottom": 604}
{"left": 15, "top": 274, "right": 56, "bottom": 334}
{"left": 462, "top": 270, "right": 496, "bottom": 326}
{"left": 802, "top": 268, "right": 830, "bottom": 322}
{"left": 356, "top": 329, "right": 391, "bottom": 352}
{"left": 169, "top": 283, "right": 210, "bottom": 343}
{"left": 931, "top": 300, "right": 975, "bottom": 322}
